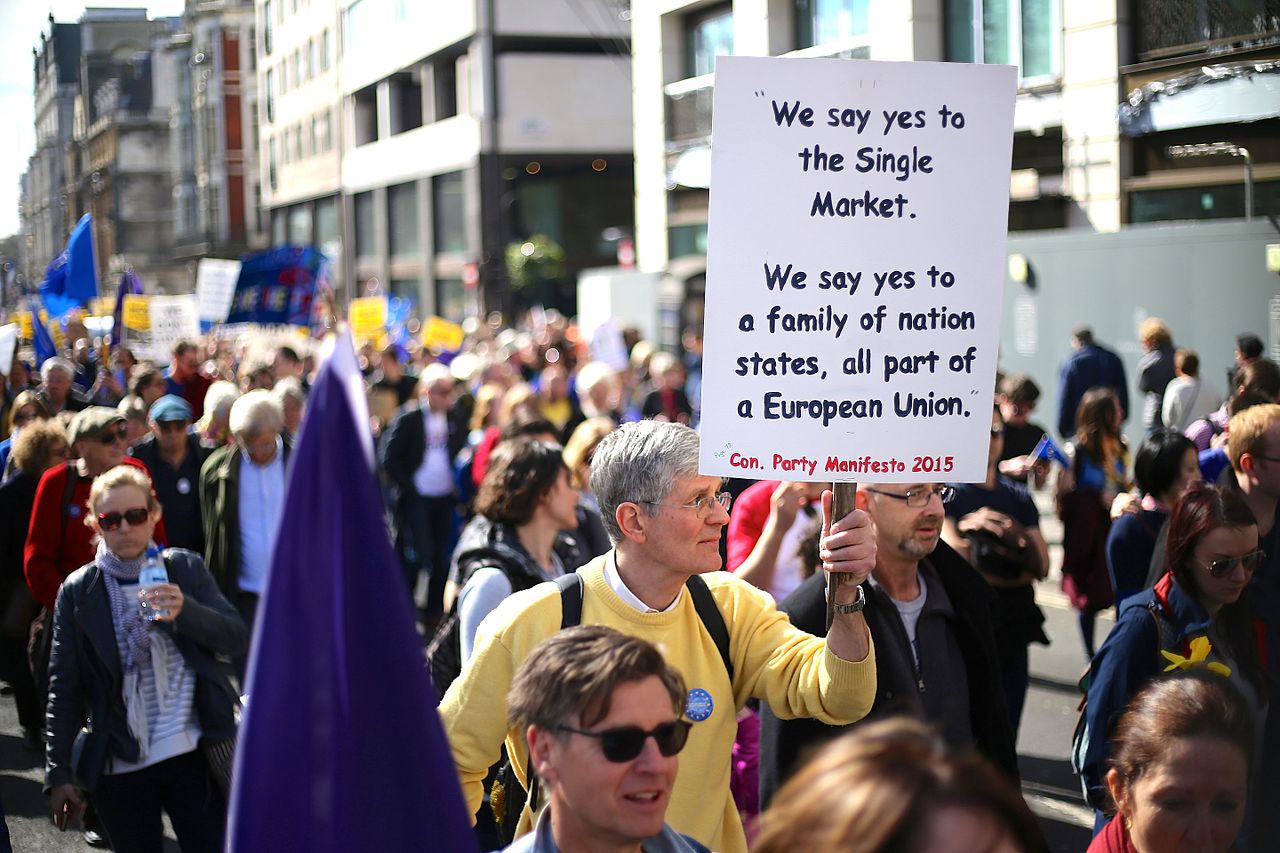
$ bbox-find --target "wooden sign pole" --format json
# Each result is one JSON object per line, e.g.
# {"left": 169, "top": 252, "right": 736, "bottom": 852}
{"left": 825, "top": 481, "right": 860, "bottom": 631}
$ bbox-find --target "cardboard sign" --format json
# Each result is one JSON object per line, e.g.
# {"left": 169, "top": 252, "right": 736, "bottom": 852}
{"left": 422, "top": 316, "right": 465, "bottom": 352}
{"left": 0, "top": 324, "right": 16, "bottom": 374}
{"left": 698, "top": 57, "right": 1016, "bottom": 484}
{"left": 89, "top": 297, "right": 116, "bottom": 318}
{"left": 149, "top": 295, "right": 201, "bottom": 361}
{"left": 196, "top": 258, "right": 243, "bottom": 325}
{"left": 122, "top": 295, "right": 151, "bottom": 331}
{"left": 349, "top": 296, "right": 389, "bottom": 342}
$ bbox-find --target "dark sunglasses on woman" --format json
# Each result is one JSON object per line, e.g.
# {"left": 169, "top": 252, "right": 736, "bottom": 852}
{"left": 555, "top": 719, "right": 692, "bottom": 763}
{"left": 97, "top": 507, "right": 150, "bottom": 531}
{"left": 1204, "top": 549, "right": 1265, "bottom": 578}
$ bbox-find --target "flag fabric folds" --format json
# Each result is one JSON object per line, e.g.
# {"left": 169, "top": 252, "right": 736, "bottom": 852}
{"left": 30, "top": 299, "right": 56, "bottom": 368}
{"left": 226, "top": 330, "right": 477, "bottom": 853}
{"left": 39, "top": 214, "right": 98, "bottom": 318}
{"left": 111, "top": 270, "right": 143, "bottom": 351}
{"left": 1030, "top": 434, "right": 1070, "bottom": 468}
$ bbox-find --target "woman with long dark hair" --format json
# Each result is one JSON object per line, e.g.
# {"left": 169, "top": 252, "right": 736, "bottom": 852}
{"left": 1057, "top": 387, "right": 1130, "bottom": 658}
{"left": 1079, "top": 484, "right": 1267, "bottom": 841}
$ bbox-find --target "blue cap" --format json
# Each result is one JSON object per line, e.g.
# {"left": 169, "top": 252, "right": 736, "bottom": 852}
{"left": 149, "top": 394, "right": 193, "bottom": 423}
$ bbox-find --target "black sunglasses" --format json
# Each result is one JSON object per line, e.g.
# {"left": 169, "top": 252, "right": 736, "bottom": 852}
{"left": 556, "top": 720, "right": 692, "bottom": 763}
{"left": 97, "top": 507, "right": 150, "bottom": 531}
{"left": 96, "top": 427, "right": 128, "bottom": 445}
{"left": 1204, "top": 549, "right": 1265, "bottom": 579}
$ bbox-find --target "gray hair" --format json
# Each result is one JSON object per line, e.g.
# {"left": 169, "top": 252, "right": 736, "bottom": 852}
{"left": 590, "top": 420, "right": 701, "bottom": 544}
{"left": 229, "top": 389, "right": 284, "bottom": 438}
{"left": 273, "top": 376, "right": 306, "bottom": 405}
{"left": 417, "top": 362, "right": 454, "bottom": 391}
{"left": 41, "top": 357, "right": 75, "bottom": 382}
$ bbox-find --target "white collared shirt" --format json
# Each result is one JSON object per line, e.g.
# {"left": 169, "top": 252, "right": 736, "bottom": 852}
{"left": 604, "top": 552, "right": 683, "bottom": 613}
{"left": 237, "top": 437, "right": 286, "bottom": 594}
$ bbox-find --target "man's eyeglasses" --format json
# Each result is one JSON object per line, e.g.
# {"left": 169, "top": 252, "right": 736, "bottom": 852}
{"left": 1203, "top": 549, "right": 1265, "bottom": 579}
{"left": 96, "top": 427, "right": 128, "bottom": 445}
{"left": 864, "top": 486, "right": 955, "bottom": 507}
{"left": 556, "top": 720, "right": 692, "bottom": 763}
{"left": 640, "top": 492, "right": 732, "bottom": 518}
{"left": 97, "top": 507, "right": 150, "bottom": 531}
{"left": 156, "top": 420, "right": 189, "bottom": 433}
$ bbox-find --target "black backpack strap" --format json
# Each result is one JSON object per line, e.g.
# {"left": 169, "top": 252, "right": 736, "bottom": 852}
{"left": 555, "top": 571, "right": 584, "bottom": 629}
{"left": 523, "top": 571, "right": 586, "bottom": 815}
{"left": 686, "top": 574, "right": 734, "bottom": 682}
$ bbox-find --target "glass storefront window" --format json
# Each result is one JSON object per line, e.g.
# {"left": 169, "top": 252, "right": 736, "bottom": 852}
{"left": 795, "top": 0, "right": 869, "bottom": 49}
{"left": 388, "top": 182, "right": 420, "bottom": 259}
{"left": 686, "top": 5, "right": 733, "bottom": 78}
{"left": 433, "top": 172, "right": 467, "bottom": 256}
{"left": 354, "top": 191, "right": 375, "bottom": 260}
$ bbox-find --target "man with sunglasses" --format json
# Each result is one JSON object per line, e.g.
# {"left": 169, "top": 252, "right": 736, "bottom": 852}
{"left": 1226, "top": 403, "right": 1280, "bottom": 845}
{"left": 24, "top": 407, "right": 160, "bottom": 611}
{"left": 759, "top": 479, "right": 1016, "bottom": 807}
{"left": 505, "top": 625, "right": 708, "bottom": 853}
{"left": 442, "top": 420, "right": 876, "bottom": 853}
{"left": 128, "top": 395, "right": 211, "bottom": 553}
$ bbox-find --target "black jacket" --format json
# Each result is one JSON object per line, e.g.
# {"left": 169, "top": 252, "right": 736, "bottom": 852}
{"left": 759, "top": 539, "right": 1017, "bottom": 806}
{"left": 379, "top": 401, "right": 468, "bottom": 501}
{"left": 45, "top": 548, "right": 247, "bottom": 791}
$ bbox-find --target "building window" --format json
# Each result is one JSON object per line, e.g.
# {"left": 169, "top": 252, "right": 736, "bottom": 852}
{"left": 795, "top": 0, "right": 869, "bottom": 49}
{"left": 392, "top": 70, "right": 423, "bottom": 135}
{"left": 305, "top": 38, "right": 315, "bottom": 81}
{"left": 685, "top": 4, "right": 733, "bottom": 78}
{"left": 433, "top": 172, "right": 467, "bottom": 256}
{"left": 320, "top": 28, "right": 331, "bottom": 72}
{"left": 316, "top": 196, "right": 339, "bottom": 257}
{"left": 264, "top": 68, "right": 275, "bottom": 122}
{"left": 317, "top": 109, "right": 332, "bottom": 152}
{"left": 291, "top": 49, "right": 301, "bottom": 89}
{"left": 435, "top": 278, "right": 465, "bottom": 322}
{"left": 354, "top": 191, "right": 376, "bottom": 260}
{"left": 263, "top": 0, "right": 273, "bottom": 54}
{"left": 945, "top": 0, "right": 1061, "bottom": 80}
{"left": 272, "top": 209, "right": 287, "bottom": 245}
{"left": 388, "top": 182, "right": 420, "bottom": 259}
{"left": 267, "top": 137, "right": 278, "bottom": 189}
{"left": 433, "top": 57, "right": 458, "bottom": 121}
{"left": 288, "top": 203, "right": 312, "bottom": 245}
{"left": 353, "top": 86, "right": 377, "bottom": 146}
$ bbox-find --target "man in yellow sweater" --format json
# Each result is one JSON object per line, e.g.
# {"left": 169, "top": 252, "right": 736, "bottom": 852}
{"left": 441, "top": 421, "right": 876, "bottom": 852}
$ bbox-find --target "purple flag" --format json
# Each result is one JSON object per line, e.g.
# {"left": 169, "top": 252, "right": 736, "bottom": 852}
{"left": 111, "top": 270, "right": 143, "bottom": 352}
{"left": 226, "top": 330, "right": 478, "bottom": 852}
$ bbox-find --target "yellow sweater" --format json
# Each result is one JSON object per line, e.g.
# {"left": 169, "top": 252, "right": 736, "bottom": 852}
{"left": 440, "top": 554, "right": 877, "bottom": 853}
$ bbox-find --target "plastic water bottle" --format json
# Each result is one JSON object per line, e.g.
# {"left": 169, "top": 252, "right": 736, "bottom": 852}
{"left": 138, "top": 546, "right": 170, "bottom": 622}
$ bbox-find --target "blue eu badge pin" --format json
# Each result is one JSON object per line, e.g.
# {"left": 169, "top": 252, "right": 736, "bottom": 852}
{"left": 685, "top": 687, "right": 714, "bottom": 722}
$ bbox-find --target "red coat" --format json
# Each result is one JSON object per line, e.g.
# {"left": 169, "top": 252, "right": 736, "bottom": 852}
{"left": 23, "top": 458, "right": 165, "bottom": 610}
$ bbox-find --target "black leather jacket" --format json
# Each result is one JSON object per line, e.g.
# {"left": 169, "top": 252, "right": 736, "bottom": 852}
{"left": 45, "top": 548, "right": 247, "bottom": 791}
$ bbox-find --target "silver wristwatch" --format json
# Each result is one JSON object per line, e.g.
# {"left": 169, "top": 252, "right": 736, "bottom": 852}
{"left": 832, "top": 583, "right": 865, "bottom": 614}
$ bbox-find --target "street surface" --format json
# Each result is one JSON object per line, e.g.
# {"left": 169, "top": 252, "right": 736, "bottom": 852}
{"left": 0, "top": 493, "right": 1102, "bottom": 851}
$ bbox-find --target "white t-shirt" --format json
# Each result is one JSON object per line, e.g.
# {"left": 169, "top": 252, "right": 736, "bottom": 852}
{"left": 412, "top": 409, "right": 454, "bottom": 497}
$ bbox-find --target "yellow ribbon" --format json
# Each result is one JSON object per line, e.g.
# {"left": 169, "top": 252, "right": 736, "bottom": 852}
{"left": 1161, "top": 635, "right": 1232, "bottom": 677}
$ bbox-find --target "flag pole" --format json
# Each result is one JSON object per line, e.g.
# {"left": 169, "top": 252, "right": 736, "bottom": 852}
{"left": 825, "top": 481, "right": 859, "bottom": 631}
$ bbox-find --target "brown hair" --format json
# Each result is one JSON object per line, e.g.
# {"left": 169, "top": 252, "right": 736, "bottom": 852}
{"left": 1174, "top": 348, "right": 1199, "bottom": 378}
{"left": 562, "top": 417, "right": 614, "bottom": 490}
{"left": 474, "top": 438, "right": 567, "bottom": 525}
{"left": 1235, "top": 358, "right": 1280, "bottom": 400}
{"left": 507, "top": 625, "right": 685, "bottom": 732}
{"left": 998, "top": 374, "right": 1040, "bottom": 406}
{"left": 6, "top": 389, "right": 50, "bottom": 434}
{"left": 1075, "top": 387, "right": 1124, "bottom": 468}
{"left": 1164, "top": 484, "right": 1263, "bottom": 693}
{"left": 1108, "top": 672, "right": 1253, "bottom": 803}
{"left": 10, "top": 420, "right": 69, "bottom": 479}
{"left": 754, "top": 719, "right": 1045, "bottom": 853}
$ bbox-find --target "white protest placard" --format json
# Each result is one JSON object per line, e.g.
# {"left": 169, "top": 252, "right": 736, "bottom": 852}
{"left": 588, "top": 317, "right": 630, "bottom": 372}
{"left": 699, "top": 57, "right": 1016, "bottom": 484}
{"left": 0, "top": 324, "right": 16, "bottom": 375}
{"left": 148, "top": 295, "right": 201, "bottom": 362}
{"left": 195, "top": 258, "right": 242, "bottom": 325}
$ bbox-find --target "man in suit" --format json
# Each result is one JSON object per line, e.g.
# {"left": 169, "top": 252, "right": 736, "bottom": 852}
{"left": 379, "top": 363, "right": 467, "bottom": 621}
{"left": 200, "top": 390, "right": 291, "bottom": 680}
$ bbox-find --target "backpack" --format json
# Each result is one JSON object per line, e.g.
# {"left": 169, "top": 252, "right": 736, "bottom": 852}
{"left": 1069, "top": 598, "right": 1172, "bottom": 806}
{"left": 490, "top": 571, "right": 734, "bottom": 845}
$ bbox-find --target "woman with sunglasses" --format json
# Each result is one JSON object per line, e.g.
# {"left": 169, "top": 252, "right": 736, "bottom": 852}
{"left": 0, "top": 389, "right": 51, "bottom": 479}
{"left": 45, "top": 465, "right": 246, "bottom": 852}
{"left": 1079, "top": 484, "right": 1267, "bottom": 841}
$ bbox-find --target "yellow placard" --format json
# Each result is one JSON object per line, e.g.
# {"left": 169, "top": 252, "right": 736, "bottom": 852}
{"left": 422, "top": 316, "right": 465, "bottom": 352}
{"left": 90, "top": 297, "right": 116, "bottom": 318}
{"left": 348, "top": 296, "right": 389, "bottom": 342}
{"left": 122, "top": 294, "right": 151, "bottom": 331}
{"left": 15, "top": 312, "right": 32, "bottom": 341}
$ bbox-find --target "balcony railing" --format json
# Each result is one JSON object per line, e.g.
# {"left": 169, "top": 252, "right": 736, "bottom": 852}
{"left": 1135, "top": 0, "right": 1280, "bottom": 60}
